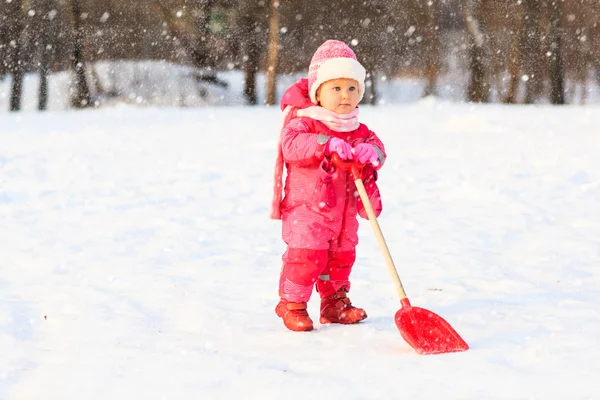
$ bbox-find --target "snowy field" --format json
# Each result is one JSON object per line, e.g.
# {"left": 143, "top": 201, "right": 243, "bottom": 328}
{"left": 1, "top": 102, "right": 599, "bottom": 399}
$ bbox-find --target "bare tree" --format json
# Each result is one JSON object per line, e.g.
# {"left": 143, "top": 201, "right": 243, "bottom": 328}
{"left": 192, "top": 0, "right": 217, "bottom": 68}
{"left": 463, "top": 0, "right": 488, "bottom": 102}
{"left": 547, "top": 0, "right": 565, "bottom": 104}
{"left": 235, "top": 1, "right": 267, "bottom": 105}
{"left": 70, "top": 0, "right": 92, "bottom": 108}
{"left": 0, "top": 7, "right": 12, "bottom": 78}
{"left": 39, "top": 1, "right": 59, "bottom": 110}
{"left": 7, "top": 0, "right": 25, "bottom": 111}
{"left": 423, "top": 0, "right": 441, "bottom": 97}
{"left": 358, "top": 0, "right": 386, "bottom": 105}
{"left": 503, "top": 2, "right": 524, "bottom": 104}
{"left": 521, "top": 0, "right": 543, "bottom": 104}
{"left": 265, "top": 0, "right": 280, "bottom": 106}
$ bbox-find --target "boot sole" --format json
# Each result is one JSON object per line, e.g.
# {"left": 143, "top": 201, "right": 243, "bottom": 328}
{"left": 320, "top": 312, "right": 368, "bottom": 325}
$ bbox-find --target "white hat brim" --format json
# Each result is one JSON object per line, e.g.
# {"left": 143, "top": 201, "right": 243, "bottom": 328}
{"left": 309, "top": 57, "right": 366, "bottom": 104}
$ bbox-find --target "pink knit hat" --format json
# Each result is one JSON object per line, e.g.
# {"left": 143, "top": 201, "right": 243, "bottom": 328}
{"left": 308, "top": 40, "right": 366, "bottom": 104}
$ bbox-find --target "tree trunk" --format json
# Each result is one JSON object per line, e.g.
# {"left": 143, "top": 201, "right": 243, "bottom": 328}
{"left": 423, "top": 0, "right": 440, "bottom": 97}
{"left": 0, "top": 6, "right": 13, "bottom": 77}
{"left": 463, "top": 0, "right": 488, "bottom": 102}
{"left": 8, "top": 0, "right": 25, "bottom": 111}
{"left": 244, "top": 41, "right": 260, "bottom": 105}
{"left": 521, "top": 0, "right": 543, "bottom": 104}
{"left": 503, "top": 4, "right": 523, "bottom": 104}
{"left": 9, "top": 50, "right": 25, "bottom": 112}
{"left": 265, "top": 0, "right": 280, "bottom": 106}
{"left": 237, "top": 0, "right": 267, "bottom": 105}
{"left": 239, "top": 13, "right": 260, "bottom": 106}
{"left": 195, "top": 0, "right": 215, "bottom": 68}
{"left": 70, "top": 0, "right": 92, "bottom": 108}
{"left": 39, "top": 3, "right": 58, "bottom": 111}
{"left": 547, "top": 0, "right": 565, "bottom": 105}
{"left": 503, "top": 57, "right": 521, "bottom": 104}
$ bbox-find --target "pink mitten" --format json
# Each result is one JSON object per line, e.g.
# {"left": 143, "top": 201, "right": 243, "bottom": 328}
{"left": 297, "top": 106, "right": 360, "bottom": 132}
{"left": 326, "top": 137, "right": 353, "bottom": 160}
{"left": 352, "top": 143, "right": 379, "bottom": 165}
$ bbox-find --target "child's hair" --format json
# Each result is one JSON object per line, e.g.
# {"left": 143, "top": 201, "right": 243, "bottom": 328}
{"left": 307, "top": 40, "right": 366, "bottom": 104}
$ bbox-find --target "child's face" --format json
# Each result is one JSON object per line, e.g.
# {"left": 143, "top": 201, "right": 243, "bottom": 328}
{"left": 316, "top": 78, "right": 360, "bottom": 114}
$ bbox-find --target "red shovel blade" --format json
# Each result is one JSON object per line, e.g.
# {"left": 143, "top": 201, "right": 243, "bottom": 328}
{"left": 394, "top": 299, "right": 469, "bottom": 355}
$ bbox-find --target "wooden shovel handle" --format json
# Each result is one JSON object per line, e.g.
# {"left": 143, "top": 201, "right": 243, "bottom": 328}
{"left": 330, "top": 153, "right": 408, "bottom": 302}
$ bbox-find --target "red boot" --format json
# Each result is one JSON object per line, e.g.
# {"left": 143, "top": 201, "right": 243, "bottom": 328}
{"left": 275, "top": 299, "right": 314, "bottom": 332}
{"left": 320, "top": 290, "right": 367, "bottom": 324}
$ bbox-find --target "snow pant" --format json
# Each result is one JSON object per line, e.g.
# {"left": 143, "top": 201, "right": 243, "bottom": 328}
{"left": 278, "top": 204, "right": 359, "bottom": 303}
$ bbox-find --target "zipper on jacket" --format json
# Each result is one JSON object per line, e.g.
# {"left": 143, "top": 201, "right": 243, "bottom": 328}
{"left": 337, "top": 170, "right": 351, "bottom": 247}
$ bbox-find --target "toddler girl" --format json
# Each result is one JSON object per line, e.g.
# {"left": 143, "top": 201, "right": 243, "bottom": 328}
{"left": 271, "top": 40, "right": 386, "bottom": 331}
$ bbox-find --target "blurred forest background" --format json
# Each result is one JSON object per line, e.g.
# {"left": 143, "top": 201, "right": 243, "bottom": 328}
{"left": 1, "top": 0, "right": 599, "bottom": 111}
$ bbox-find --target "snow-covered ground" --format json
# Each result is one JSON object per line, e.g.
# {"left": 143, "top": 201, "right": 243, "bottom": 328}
{"left": 1, "top": 102, "right": 599, "bottom": 399}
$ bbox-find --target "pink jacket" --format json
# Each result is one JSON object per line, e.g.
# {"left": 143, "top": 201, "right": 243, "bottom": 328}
{"left": 270, "top": 79, "right": 386, "bottom": 221}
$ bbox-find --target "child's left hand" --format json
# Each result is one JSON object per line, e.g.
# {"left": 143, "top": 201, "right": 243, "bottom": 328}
{"left": 352, "top": 143, "right": 379, "bottom": 165}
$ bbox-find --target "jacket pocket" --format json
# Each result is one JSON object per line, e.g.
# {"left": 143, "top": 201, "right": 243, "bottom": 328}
{"left": 307, "top": 159, "right": 337, "bottom": 213}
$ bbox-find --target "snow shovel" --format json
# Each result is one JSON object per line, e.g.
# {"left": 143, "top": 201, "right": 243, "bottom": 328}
{"left": 332, "top": 153, "right": 469, "bottom": 355}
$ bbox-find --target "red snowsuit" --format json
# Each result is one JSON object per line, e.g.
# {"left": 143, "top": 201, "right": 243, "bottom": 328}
{"left": 275, "top": 79, "right": 386, "bottom": 303}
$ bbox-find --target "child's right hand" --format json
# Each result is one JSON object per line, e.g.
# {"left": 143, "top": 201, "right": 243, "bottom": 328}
{"left": 326, "top": 137, "right": 353, "bottom": 160}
